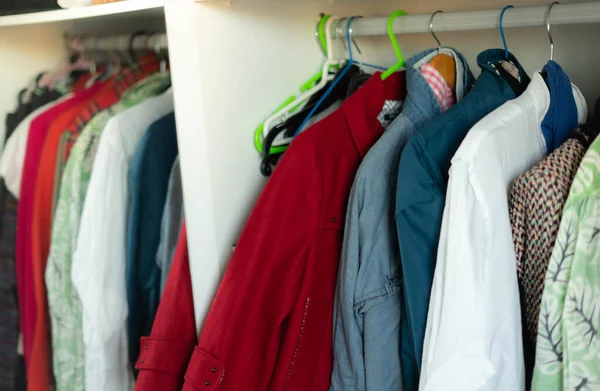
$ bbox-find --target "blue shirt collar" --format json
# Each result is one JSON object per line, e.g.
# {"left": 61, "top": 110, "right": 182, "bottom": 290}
{"left": 477, "top": 49, "right": 529, "bottom": 83}
{"left": 541, "top": 60, "right": 579, "bottom": 154}
{"left": 454, "top": 49, "right": 530, "bottom": 121}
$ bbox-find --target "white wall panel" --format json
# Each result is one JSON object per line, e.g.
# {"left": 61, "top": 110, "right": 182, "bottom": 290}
{"left": 0, "top": 25, "right": 67, "bottom": 150}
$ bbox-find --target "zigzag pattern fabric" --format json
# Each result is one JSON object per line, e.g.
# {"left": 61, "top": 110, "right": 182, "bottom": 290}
{"left": 509, "top": 134, "right": 587, "bottom": 347}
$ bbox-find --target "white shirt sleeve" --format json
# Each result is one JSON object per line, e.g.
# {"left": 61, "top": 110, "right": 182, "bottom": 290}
{"left": 0, "top": 95, "right": 71, "bottom": 199}
{"left": 419, "top": 161, "right": 494, "bottom": 391}
{"left": 72, "top": 131, "right": 134, "bottom": 391}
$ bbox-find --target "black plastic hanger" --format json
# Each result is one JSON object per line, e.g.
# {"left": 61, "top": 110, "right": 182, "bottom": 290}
{"left": 260, "top": 65, "right": 366, "bottom": 176}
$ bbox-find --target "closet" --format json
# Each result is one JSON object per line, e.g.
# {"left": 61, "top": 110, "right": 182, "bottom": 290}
{"left": 3, "top": 0, "right": 600, "bottom": 333}
{"left": 3, "top": 0, "right": 600, "bottom": 388}
{"left": 161, "top": 0, "right": 600, "bottom": 330}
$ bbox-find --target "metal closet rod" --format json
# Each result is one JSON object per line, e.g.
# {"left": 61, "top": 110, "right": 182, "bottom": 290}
{"left": 67, "top": 33, "right": 168, "bottom": 52}
{"left": 332, "top": 1, "right": 600, "bottom": 36}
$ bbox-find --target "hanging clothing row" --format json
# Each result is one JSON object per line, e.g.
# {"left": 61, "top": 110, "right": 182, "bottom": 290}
{"left": 134, "top": 10, "right": 600, "bottom": 391}
{"left": 0, "top": 38, "right": 183, "bottom": 391}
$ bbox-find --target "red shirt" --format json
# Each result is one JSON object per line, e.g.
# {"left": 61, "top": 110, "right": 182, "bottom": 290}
{"left": 135, "top": 71, "right": 406, "bottom": 390}
{"left": 17, "top": 84, "right": 102, "bottom": 367}
{"left": 26, "top": 58, "right": 160, "bottom": 391}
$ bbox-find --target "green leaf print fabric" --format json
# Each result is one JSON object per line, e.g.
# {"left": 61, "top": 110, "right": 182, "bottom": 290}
{"left": 532, "top": 135, "right": 600, "bottom": 391}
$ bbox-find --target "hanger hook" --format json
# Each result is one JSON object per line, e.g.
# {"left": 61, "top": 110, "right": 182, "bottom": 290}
{"left": 90, "top": 37, "right": 99, "bottom": 75}
{"left": 430, "top": 10, "right": 443, "bottom": 51}
{"left": 315, "top": 13, "right": 325, "bottom": 56}
{"left": 337, "top": 17, "right": 348, "bottom": 58}
{"left": 336, "top": 16, "right": 347, "bottom": 63}
{"left": 346, "top": 15, "right": 364, "bottom": 62}
{"left": 324, "top": 15, "right": 339, "bottom": 64}
{"left": 499, "top": 5, "right": 514, "bottom": 60}
{"left": 546, "top": 2, "right": 559, "bottom": 61}
{"left": 149, "top": 32, "right": 167, "bottom": 73}
{"left": 316, "top": 14, "right": 331, "bottom": 57}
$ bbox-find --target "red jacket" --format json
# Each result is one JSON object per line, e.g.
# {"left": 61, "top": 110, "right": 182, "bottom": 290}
{"left": 135, "top": 71, "right": 406, "bottom": 390}
{"left": 136, "top": 223, "right": 197, "bottom": 390}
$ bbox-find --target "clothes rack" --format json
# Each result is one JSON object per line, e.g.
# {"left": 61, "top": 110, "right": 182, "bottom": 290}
{"left": 67, "top": 33, "right": 168, "bottom": 53}
{"left": 333, "top": 1, "right": 600, "bottom": 37}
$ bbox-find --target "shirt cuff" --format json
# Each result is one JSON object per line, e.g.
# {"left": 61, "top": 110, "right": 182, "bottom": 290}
{"left": 181, "top": 347, "right": 225, "bottom": 391}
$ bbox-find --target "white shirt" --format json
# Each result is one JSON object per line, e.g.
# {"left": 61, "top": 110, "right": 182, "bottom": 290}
{"left": 0, "top": 94, "right": 72, "bottom": 198}
{"left": 419, "top": 72, "right": 587, "bottom": 391}
{"left": 72, "top": 88, "right": 173, "bottom": 391}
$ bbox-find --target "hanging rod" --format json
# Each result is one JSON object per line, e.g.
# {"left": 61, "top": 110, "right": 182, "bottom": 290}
{"left": 333, "top": 1, "right": 600, "bottom": 37}
{"left": 67, "top": 33, "right": 168, "bottom": 52}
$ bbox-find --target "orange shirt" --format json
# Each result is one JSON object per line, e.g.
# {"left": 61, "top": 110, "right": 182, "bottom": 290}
{"left": 27, "top": 55, "right": 160, "bottom": 391}
{"left": 28, "top": 100, "right": 99, "bottom": 391}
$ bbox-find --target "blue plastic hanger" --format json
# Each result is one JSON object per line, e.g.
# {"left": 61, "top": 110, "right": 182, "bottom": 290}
{"left": 292, "top": 16, "right": 386, "bottom": 138}
{"left": 499, "top": 5, "right": 514, "bottom": 59}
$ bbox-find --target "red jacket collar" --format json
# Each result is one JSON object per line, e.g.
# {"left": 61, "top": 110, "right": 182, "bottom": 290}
{"left": 343, "top": 71, "right": 407, "bottom": 158}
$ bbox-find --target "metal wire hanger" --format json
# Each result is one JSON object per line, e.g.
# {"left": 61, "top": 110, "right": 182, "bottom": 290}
{"left": 546, "top": 2, "right": 560, "bottom": 61}
{"left": 430, "top": 10, "right": 443, "bottom": 52}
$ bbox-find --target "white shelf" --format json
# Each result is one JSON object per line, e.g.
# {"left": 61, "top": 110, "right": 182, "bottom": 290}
{"left": 0, "top": 0, "right": 164, "bottom": 28}
{"left": 194, "top": 0, "right": 379, "bottom": 4}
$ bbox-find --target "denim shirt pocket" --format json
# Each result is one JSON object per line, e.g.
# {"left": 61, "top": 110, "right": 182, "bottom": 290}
{"left": 354, "top": 275, "right": 402, "bottom": 314}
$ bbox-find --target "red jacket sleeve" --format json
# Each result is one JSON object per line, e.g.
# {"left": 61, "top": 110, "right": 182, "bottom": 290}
{"left": 135, "top": 223, "right": 196, "bottom": 391}
{"left": 181, "top": 134, "right": 322, "bottom": 390}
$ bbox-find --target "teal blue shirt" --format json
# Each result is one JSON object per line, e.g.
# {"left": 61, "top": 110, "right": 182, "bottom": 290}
{"left": 396, "top": 49, "right": 531, "bottom": 391}
{"left": 126, "top": 112, "right": 178, "bottom": 367}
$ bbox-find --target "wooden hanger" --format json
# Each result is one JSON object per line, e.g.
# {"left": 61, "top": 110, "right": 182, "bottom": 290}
{"left": 427, "top": 11, "right": 456, "bottom": 90}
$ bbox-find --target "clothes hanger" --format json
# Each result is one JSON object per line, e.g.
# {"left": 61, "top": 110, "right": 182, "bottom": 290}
{"left": 150, "top": 32, "right": 168, "bottom": 73}
{"left": 260, "top": 69, "right": 368, "bottom": 175}
{"left": 261, "top": 16, "right": 375, "bottom": 152}
{"left": 261, "top": 15, "right": 340, "bottom": 142}
{"left": 546, "top": 2, "right": 559, "bottom": 61}
{"left": 38, "top": 37, "right": 96, "bottom": 91}
{"left": 83, "top": 37, "right": 105, "bottom": 89}
{"left": 381, "top": 10, "right": 408, "bottom": 80}
{"left": 340, "top": 18, "right": 383, "bottom": 98}
{"left": 261, "top": 17, "right": 360, "bottom": 158}
{"left": 261, "top": 20, "right": 372, "bottom": 165}
{"left": 341, "top": 16, "right": 386, "bottom": 73}
{"left": 287, "top": 15, "right": 386, "bottom": 141}
{"left": 494, "top": 5, "right": 527, "bottom": 95}
{"left": 540, "top": 2, "right": 559, "bottom": 85}
{"left": 124, "top": 30, "right": 147, "bottom": 76}
{"left": 427, "top": 10, "right": 456, "bottom": 90}
{"left": 269, "top": 16, "right": 371, "bottom": 148}
{"left": 262, "top": 65, "right": 361, "bottom": 155}
{"left": 499, "top": 5, "right": 513, "bottom": 60}
{"left": 253, "top": 14, "right": 334, "bottom": 156}
{"left": 430, "top": 11, "right": 443, "bottom": 54}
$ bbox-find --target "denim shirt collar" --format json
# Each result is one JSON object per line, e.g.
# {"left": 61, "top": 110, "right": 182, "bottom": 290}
{"left": 541, "top": 60, "right": 579, "bottom": 154}
{"left": 401, "top": 47, "right": 474, "bottom": 127}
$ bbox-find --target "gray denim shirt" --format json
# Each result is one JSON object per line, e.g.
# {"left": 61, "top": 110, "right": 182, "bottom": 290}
{"left": 330, "top": 48, "right": 474, "bottom": 391}
{"left": 156, "top": 157, "right": 185, "bottom": 295}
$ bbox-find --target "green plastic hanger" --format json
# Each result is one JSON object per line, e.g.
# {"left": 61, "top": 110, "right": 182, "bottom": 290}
{"left": 381, "top": 10, "right": 408, "bottom": 80}
{"left": 254, "top": 14, "right": 336, "bottom": 155}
